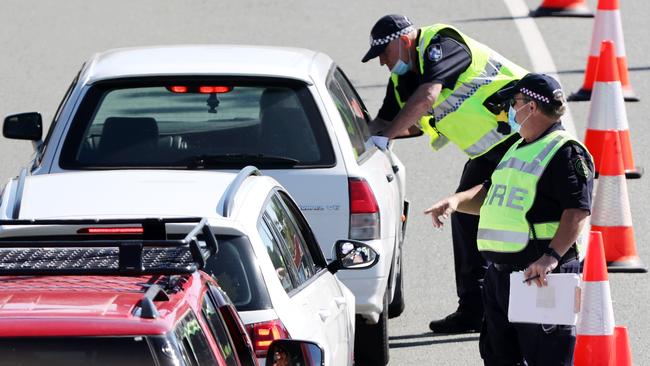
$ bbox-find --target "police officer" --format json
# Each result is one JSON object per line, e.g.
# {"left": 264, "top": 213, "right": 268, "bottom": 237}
{"left": 362, "top": 14, "right": 528, "bottom": 333}
{"left": 425, "top": 73, "right": 594, "bottom": 365}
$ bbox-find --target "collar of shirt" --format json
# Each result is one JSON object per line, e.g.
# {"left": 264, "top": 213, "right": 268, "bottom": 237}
{"left": 517, "top": 121, "right": 563, "bottom": 148}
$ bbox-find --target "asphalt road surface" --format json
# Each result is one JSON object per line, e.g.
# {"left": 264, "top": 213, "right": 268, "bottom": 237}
{"left": 1, "top": 0, "right": 648, "bottom": 364}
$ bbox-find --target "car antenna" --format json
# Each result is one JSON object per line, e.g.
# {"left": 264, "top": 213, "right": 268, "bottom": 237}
{"left": 207, "top": 93, "right": 219, "bottom": 114}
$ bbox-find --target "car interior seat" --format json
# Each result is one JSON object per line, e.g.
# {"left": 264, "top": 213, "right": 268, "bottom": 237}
{"left": 259, "top": 89, "right": 318, "bottom": 162}
{"left": 98, "top": 117, "right": 159, "bottom": 163}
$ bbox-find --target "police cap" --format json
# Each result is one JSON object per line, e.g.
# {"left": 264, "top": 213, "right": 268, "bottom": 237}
{"left": 362, "top": 14, "right": 414, "bottom": 63}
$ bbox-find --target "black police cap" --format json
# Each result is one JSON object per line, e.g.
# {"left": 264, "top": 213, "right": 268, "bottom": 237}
{"left": 496, "top": 73, "right": 565, "bottom": 107}
{"left": 362, "top": 14, "right": 414, "bottom": 63}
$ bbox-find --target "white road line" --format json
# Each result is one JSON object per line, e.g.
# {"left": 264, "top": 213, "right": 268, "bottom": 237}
{"left": 502, "top": 0, "right": 578, "bottom": 137}
{"left": 503, "top": 0, "right": 591, "bottom": 258}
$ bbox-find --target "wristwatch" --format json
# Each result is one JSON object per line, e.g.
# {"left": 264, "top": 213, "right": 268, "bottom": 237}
{"left": 544, "top": 247, "right": 562, "bottom": 262}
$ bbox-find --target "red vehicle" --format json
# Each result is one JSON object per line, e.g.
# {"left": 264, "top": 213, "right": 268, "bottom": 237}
{"left": 0, "top": 217, "right": 322, "bottom": 366}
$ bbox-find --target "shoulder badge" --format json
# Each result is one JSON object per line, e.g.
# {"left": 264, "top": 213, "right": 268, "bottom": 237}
{"left": 427, "top": 43, "right": 443, "bottom": 62}
{"left": 574, "top": 156, "right": 591, "bottom": 179}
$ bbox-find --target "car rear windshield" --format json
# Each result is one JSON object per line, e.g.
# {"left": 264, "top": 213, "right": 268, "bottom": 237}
{"left": 0, "top": 336, "right": 155, "bottom": 365}
{"left": 204, "top": 235, "right": 273, "bottom": 312}
{"left": 60, "top": 77, "right": 335, "bottom": 169}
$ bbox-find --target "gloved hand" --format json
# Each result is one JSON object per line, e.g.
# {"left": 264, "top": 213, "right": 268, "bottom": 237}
{"left": 370, "top": 136, "right": 389, "bottom": 151}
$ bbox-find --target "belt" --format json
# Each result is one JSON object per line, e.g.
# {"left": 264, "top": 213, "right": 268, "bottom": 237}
{"left": 492, "top": 247, "right": 579, "bottom": 273}
{"left": 492, "top": 263, "right": 526, "bottom": 272}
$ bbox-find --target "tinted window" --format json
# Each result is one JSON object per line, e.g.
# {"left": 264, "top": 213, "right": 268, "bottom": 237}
{"left": 276, "top": 191, "right": 326, "bottom": 268}
{"left": 264, "top": 194, "right": 317, "bottom": 287}
{"left": 258, "top": 218, "right": 295, "bottom": 292}
{"left": 59, "top": 77, "right": 334, "bottom": 169}
{"left": 173, "top": 311, "right": 217, "bottom": 365}
{"left": 202, "top": 294, "right": 238, "bottom": 366}
{"left": 204, "top": 235, "right": 273, "bottom": 312}
{"left": 327, "top": 68, "right": 372, "bottom": 158}
{"left": 0, "top": 336, "right": 155, "bottom": 365}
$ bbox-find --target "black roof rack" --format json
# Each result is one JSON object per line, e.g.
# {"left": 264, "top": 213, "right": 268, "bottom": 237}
{"left": 217, "top": 165, "right": 261, "bottom": 217}
{"left": 0, "top": 217, "right": 217, "bottom": 276}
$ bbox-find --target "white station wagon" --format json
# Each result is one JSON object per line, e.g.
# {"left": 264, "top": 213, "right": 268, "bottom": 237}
{"left": 0, "top": 167, "right": 381, "bottom": 366}
{"left": 3, "top": 44, "right": 409, "bottom": 364}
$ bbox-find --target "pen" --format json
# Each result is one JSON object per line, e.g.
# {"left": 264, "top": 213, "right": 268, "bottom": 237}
{"left": 523, "top": 274, "right": 540, "bottom": 283}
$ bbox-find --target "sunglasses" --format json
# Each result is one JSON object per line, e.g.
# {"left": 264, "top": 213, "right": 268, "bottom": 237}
{"left": 509, "top": 97, "right": 531, "bottom": 107}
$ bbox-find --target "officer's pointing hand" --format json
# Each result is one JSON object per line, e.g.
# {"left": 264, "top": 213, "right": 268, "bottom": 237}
{"left": 424, "top": 196, "right": 459, "bottom": 229}
{"left": 524, "top": 255, "right": 558, "bottom": 288}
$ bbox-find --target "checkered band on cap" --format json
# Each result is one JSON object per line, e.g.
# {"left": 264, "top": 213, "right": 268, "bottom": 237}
{"left": 520, "top": 87, "right": 551, "bottom": 104}
{"left": 369, "top": 26, "right": 415, "bottom": 46}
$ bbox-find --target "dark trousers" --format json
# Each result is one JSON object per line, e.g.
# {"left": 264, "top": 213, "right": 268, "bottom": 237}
{"left": 479, "top": 259, "right": 580, "bottom": 366}
{"left": 451, "top": 134, "right": 520, "bottom": 314}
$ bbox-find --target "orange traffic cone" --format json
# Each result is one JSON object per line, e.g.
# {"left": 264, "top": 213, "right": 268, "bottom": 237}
{"left": 530, "top": 0, "right": 593, "bottom": 17}
{"left": 574, "top": 231, "right": 616, "bottom": 366}
{"left": 614, "top": 326, "right": 633, "bottom": 366}
{"left": 584, "top": 40, "right": 643, "bottom": 179}
{"left": 590, "top": 131, "right": 646, "bottom": 272}
{"left": 569, "top": 0, "right": 639, "bottom": 102}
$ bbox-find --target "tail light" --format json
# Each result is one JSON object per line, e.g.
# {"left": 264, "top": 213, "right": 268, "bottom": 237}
{"left": 349, "top": 178, "right": 380, "bottom": 240}
{"left": 245, "top": 319, "right": 290, "bottom": 358}
{"left": 77, "top": 227, "right": 143, "bottom": 234}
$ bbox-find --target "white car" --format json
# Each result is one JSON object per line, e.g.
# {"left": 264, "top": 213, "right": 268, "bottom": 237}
{"left": 0, "top": 167, "right": 379, "bottom": 366}
{"left": 3, "top": 44, "right": 409, "bottom": 364}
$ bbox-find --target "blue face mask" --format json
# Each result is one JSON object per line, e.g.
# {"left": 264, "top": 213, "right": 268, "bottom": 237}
{"left": 507, "top": 106, "right": 520, "bottom": 133}
{"left": 391, "top": 42, "right": 411, "bottom": 75}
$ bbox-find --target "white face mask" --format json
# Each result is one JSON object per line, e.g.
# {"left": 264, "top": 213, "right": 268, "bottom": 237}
{"left": 391, "top": 41, "right": 411, "bottom": 75}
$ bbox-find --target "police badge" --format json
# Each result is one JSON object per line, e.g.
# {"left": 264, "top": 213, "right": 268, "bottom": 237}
{"left": 427, "top": 43, "right": 443, "bottom": 62}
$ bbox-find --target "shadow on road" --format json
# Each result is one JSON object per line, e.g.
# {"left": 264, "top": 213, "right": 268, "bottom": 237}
{"left": 389, "top": 332, "right": 480, "bottom": 349}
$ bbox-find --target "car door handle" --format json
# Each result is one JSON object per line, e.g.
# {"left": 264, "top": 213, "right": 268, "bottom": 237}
{"left": 334, "top": 297, "right": 347, "bottom": 308}
{"left": 318, "top": 309, "right": 331, "bottom": 321}
{"left": 386, "top": 174, "right": 394, "bottom": 182}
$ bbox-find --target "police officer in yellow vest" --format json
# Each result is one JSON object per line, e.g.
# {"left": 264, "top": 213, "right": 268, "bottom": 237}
{"left": 425, "top": 73, "right": 594, "bottom": 365}
{"left": 362, "top": 14, "right": 528, "bottom": 333}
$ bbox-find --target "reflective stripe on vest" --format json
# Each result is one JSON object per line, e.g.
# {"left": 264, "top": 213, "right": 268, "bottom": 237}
{"left": 413, "top": 24, "right": 527, "bottom": 157}
{"left": 477, "top": 130, "right": 592, "bottom": 253}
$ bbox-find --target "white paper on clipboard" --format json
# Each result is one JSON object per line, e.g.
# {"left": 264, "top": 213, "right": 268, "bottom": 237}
{"left": 508, "top": 272, "right": 581, "bottom": 326}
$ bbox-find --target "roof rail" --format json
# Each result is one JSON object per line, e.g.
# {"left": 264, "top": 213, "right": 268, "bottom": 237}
{"left": 11, "top": 168, "right": 28, "bottom": 219}
{"left": 0, "top": 217, "right": 218, "bottom": 276}
{"left": 217, "top": 165, "right": 261, "bottom": 217}
{"left": 136, "top": 283, "right": 170, "bottom": 319}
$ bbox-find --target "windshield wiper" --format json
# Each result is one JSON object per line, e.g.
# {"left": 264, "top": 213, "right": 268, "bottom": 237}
{"left": 180, "top": 154, "right": 300, "bottom": 168}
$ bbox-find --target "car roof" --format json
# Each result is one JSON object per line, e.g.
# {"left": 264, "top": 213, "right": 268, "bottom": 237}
{"left": 80, "top": 44, "right": 333, "bottom": 85}
{"left": 0, "top": 272, "right": 208, "bottom": 337}
{"left": 16, "top": 170, "right": 271, "bottom": 230}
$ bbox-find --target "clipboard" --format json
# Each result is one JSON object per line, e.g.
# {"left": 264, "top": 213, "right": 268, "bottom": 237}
{"left": 508, "top": 272, "right": 581, "bottom": 326}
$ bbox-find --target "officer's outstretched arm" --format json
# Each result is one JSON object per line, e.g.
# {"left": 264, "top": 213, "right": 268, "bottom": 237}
{"left": 383, "top": 82, "right": 442, "bottom": 139}
{"left": 424, "top": 184, "right": 486, "bottom": 229}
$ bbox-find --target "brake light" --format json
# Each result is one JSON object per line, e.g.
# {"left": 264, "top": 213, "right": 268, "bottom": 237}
{"left": 169, "top": 86, "right": 188, "bottom": 93}
{"left": 77, "top": 227, "right": 144, "bottom": 234}
{"left": 245, "top": 319, "right": 290, "bottom": 358}
{"left": 349, "top": 178, "right": 380, "bottom": 239}
{"left": 198, "top": 86, "right": 232, "bottom": 94}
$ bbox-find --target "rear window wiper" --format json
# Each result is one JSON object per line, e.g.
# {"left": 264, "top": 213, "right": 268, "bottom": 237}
{"left": 180, "top": 154, "right": 300, "bottom": 168}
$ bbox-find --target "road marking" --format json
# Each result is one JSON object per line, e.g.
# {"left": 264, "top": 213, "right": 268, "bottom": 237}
{"left": 504, "top": 0, "right": 592, "bottom": 258}
{"left": 502, "top": 0, "right": 578, "bottom": 137}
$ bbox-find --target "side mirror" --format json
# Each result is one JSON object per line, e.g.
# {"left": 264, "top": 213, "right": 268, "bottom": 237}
{"left": 327, "top": 239, "right": 379, "bottom": 274}
{"left": 266, "top": 339, "right": 324, "bottom": 366}
{"left": 3, "top": 112, "right": 43, "bottom": 141}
